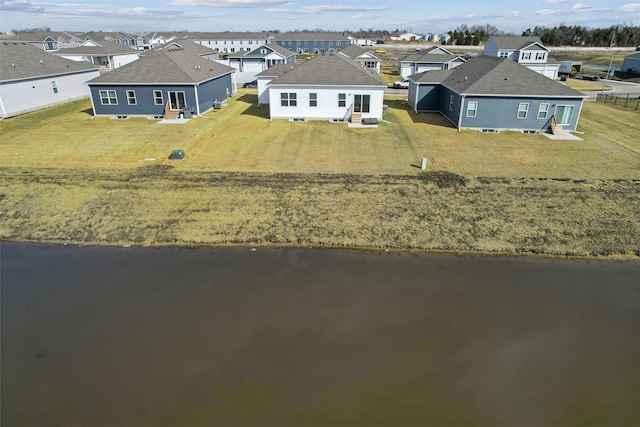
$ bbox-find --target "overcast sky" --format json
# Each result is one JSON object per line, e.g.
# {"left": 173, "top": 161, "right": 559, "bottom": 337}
{"left": 1, "top": 0, "right": 638, "bottom": 35}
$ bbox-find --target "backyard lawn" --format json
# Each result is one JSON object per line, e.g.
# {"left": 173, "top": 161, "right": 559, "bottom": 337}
{"left": 1, "top": 92, "right": 638, "bottom": 180}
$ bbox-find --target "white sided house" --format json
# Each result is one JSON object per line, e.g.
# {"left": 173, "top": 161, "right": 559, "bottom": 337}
{"left": 53, "top": 39, "right": 140, "bottom": 71}
{"left": 338, "top": 44, "right": 381, "bottom": 73}
{"left": 0, "top": 41, "right": 99, "bottom": 118}
{"left": 261, "top": 52, "right": 386, "bottom": 125}
{"left": 484, "top": 36, "right": 559, "bottom": 80}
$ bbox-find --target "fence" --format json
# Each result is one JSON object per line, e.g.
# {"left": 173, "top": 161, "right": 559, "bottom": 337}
{"left": 596, "top": 93, "right": 640, "bottom": 111}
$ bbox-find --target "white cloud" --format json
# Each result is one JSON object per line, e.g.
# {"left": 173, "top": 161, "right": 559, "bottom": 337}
{"left": 543, "top": 0, "right": 568, "bottom": 4}
{"left": 169, "top": 0, "right": 286, "bottom": 6}
{"left": 267, "top": 4, "right": 387, "bottom": 15}
{"left": 620, "top": 3, "right": 640, "bottom": 12}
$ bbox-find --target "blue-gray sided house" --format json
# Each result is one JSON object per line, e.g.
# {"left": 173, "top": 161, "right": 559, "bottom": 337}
{"left": 408, "top": 55, "right": 586, "bottom": 133}
{"left": 269, "top": 32, "right": 352, "bottom": 54}
{"left": 87, "top": 43, "right": 236, "bottom": 118}
{"left": 226, "top": 44, "right": 296, "bottom": 73}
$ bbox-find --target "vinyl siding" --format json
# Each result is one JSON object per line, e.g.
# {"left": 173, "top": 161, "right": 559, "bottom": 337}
{"left": 89, "top": 84, "right": 197, "bottom": 116}
{"left": 458, "top": 96, "right": 584, "bottom": 131}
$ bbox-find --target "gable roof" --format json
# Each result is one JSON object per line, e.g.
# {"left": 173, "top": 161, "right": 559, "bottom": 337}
{"left": 267, "top": 52, "right": 385, "bottom": 86}
{"left": 54, "top": 39, "right": 138, "bottom": 56}
{"left": 86, "top": 46, "right": 235, "bottom": 85}
{"left": 490, "top": 36, "right": 547, "bottom": 51}
{"left": 271, "top": 32, "right": 352, "bottom": 42}
{"left": 338, "top": 44, "right": 379, "bottom": 60}
{"left": 400, "top": 52, "right": 462, "bottom": 63}
{"left": 255, "top": 63, "right": 297, "bottom": 78}
{"left": 9, "top": 31, "right": 79, "bottom": 42}
{"left": 409, "top": 69, "right": 454, "bottom": 83}
{"left": 0, "top": 41, "right": 99, "bottom": 82}
{"left": 233, "top": 44, "right": 296, "bottom": 59}
{"left": 156, "top": 40, "right": 218, "bottom": 56}
{"left": 438, "top": 55, "right": 583, "bottom": 97}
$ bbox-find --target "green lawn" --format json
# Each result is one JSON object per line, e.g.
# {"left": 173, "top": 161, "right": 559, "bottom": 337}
{"left": 1, "top": 92, "right": 638, "bottom": 179}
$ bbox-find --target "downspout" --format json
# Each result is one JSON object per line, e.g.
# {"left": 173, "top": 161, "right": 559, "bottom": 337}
{"left": 573, "top": 99, "right": 585, "bottom": 132}
{"left": 194, "top": 84, "right": 200, "bottom": 115}
{"left": 0, "top": 91, "right": 7, "bottom": 119}
{"left": 88, "top": 84, "right": 97, "bottom": 118}
{"left": 457, "top": 94, "right": 465, "bottom": 132}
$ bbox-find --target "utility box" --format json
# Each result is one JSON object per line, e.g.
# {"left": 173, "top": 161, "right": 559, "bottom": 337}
{"left": 213, "top": 101, "right": 222, "bottom": 109}
{"left": 421, "top": 158, "right": 428, "bottom": 170}
{"left": 169, "top": 150, "right": 185, "bottom": 160}
{"left": 183, "top": 108, "right": 194, "bottom": 118}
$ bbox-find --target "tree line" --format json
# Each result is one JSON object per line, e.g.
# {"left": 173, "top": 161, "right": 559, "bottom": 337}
{"left": 523, "top": 24, "right": 640, "bottom": 47}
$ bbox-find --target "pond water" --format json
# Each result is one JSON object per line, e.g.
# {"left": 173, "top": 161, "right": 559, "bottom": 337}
{"left": 2, "top": 243, "right": 639, "bottom": 426}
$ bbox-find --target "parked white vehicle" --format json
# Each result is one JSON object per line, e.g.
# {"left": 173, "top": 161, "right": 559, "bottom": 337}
{"left": 393, "top": 79, "right": 410, "bottom": 89}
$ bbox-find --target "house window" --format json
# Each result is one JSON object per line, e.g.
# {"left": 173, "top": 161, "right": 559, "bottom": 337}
{"left": 499, "top": 51, "right": 509, "bottom": 58}
{"left": 280, "top": 92, "right": 297, "bottom": 107}
{"left": 466, "top": 101, "right": 478, "bottom": 117}
{"left": 154, "top": 90, "right": 163, "bottom": 105}
{"left": 556, "top": 105, "right": 575, "bottom": 125}
{"left": 99, "top": 90, "right": 118, "bottom": 105}
{"left": 309, "top": 93, "right": 317, "bottom": 107}
{"left": 364, "top": 61, "right": 376, "bottom": 69}
{"left": 517, "top": 103, "right": 529, "bottom": 119}
{"left": 260, "top": 49, "right": 267, "bottom": 54}
{"left": 536, "top": 52, "right": 546, "bottom": 60}
{"left": 522, "top": 52, "right": 532, "bottom": 61}
{"left": 51, "top": 81, "right": 58, "bottom": 94}
{"left": 353, "top": 94, "right": 370, "bottom": 113}
{"left": 338, "top": 93, "right": 346, "bottom": 107}
{"left": 537, "top": 103, "right": 549, "bottom": 119}
{"left": 126, "top": 90, "right": 137, "bottom": 105}
{"left": 449, "top": 95, "right": 454, "bottom": 111}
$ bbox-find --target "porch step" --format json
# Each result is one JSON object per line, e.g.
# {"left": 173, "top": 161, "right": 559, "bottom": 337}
{"left": 164, "top": 101, "right": 179, "bottom": 119}
{"left": 350, "top": 112, "right": 362, "bottom": 124}
{"left": 551, "top": 124, "right": 564, "bottom": 135}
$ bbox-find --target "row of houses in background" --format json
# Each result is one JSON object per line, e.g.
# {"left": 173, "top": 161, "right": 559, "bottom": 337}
{"left": 1, "top": 34, "right": 613, "bottom": 132}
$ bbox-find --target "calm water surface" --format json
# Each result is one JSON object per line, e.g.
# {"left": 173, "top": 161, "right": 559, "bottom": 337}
{"left": 2, "top": 243, "right": 639, "bottom": 426}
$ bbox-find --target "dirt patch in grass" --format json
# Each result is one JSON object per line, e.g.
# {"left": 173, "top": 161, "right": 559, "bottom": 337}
{"left": 2, "top": 167, "right": 638, "bottom": 258}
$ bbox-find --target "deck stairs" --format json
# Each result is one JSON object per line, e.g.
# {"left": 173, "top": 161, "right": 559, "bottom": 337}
{"left": 164, "top": 101, "right": 179, "bottom": 119}
{"left": 551, "top": 116, "right": 564, "bottom": 135}
{"left": 350, "top": 112, "right": 362, "bottom": 124}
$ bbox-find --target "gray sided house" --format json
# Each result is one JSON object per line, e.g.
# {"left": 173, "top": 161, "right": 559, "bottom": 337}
{"left": 398, "top": 46, "right": 465, "bottom": 78}
{"left": 227, "top": 44, "right": 296, "bottom": 73}
{"left": 270, "top": 32, "right": 352, "bottom": 54}
{"left": 0, "top": 41, "right": 100, "bottom": 118}
{"left": 87, "top": 44, "right": 236, "bottom": 118}
{"left": 621, "top": 52, "right": 640, "bottom": 74}
{"left": 408, "top": 55, "right": 586, "bottom": 132}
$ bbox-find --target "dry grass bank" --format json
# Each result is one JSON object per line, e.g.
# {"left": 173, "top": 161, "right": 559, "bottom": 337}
{"left": 1, "top": 167, "right": 638, "bottom": 257}
{"left": 1, "top": 95, "right": 639, "bottom": 257}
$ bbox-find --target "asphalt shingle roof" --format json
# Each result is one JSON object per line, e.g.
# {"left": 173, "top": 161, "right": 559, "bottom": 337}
{"left": 0, "top": 41, "right": 99, "bottom": 82}
{"left": 400, "top": 52, "right": 461, "bottom": 63}
{"left": 54, "top": 39, "right": 138, "bottom": 56}
{"left": 10, "top": 31, "right": 79, "bottom": 42}
{"left": 417, "top": 55, "right": 584, "bottom": 97}
{"left": 86, "top": 47, "right": 235, "bottom": 85}
{"left": 255, "top": 64, "right": 297, "bottom": 78}
{"left": 267, "top": 52, "right": 385, "bottom": 86}
{"left": 339, "top": 44, "right": 374, "bottom": 59}
{"left": 490, "top": 36, "right": 546, "bottom": 50}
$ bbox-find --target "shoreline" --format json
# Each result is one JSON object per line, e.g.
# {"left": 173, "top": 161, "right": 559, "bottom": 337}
{"left": 3, "top": 239, "right": 639, "bottom": 261}
{"left": 2, "top": 167, "right": 639, "bottom": 260}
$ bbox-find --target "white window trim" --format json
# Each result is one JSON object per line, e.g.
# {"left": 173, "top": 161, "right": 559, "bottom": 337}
{"left": 517, "top": 103, "right": 529, "bottom": 119}
{"left": 537, "top": 103, "right": 549, "bottom": 120}
{"left": 126, "top": 90, "right": 137, "bottom": 105}
{"left": 466, "top": 101, "right": 477, "bottom": 118}
{"left": 338, "top": 93, "right": 346, "bottom": 107}
{"left": 153, "top": 90, "right": 163, "bottom": 105}
{"left": 309, "top": 93, "right": 317, "bottom": 107}
{"left": 99, "top": 90, "right": 117, "bottom": 105}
